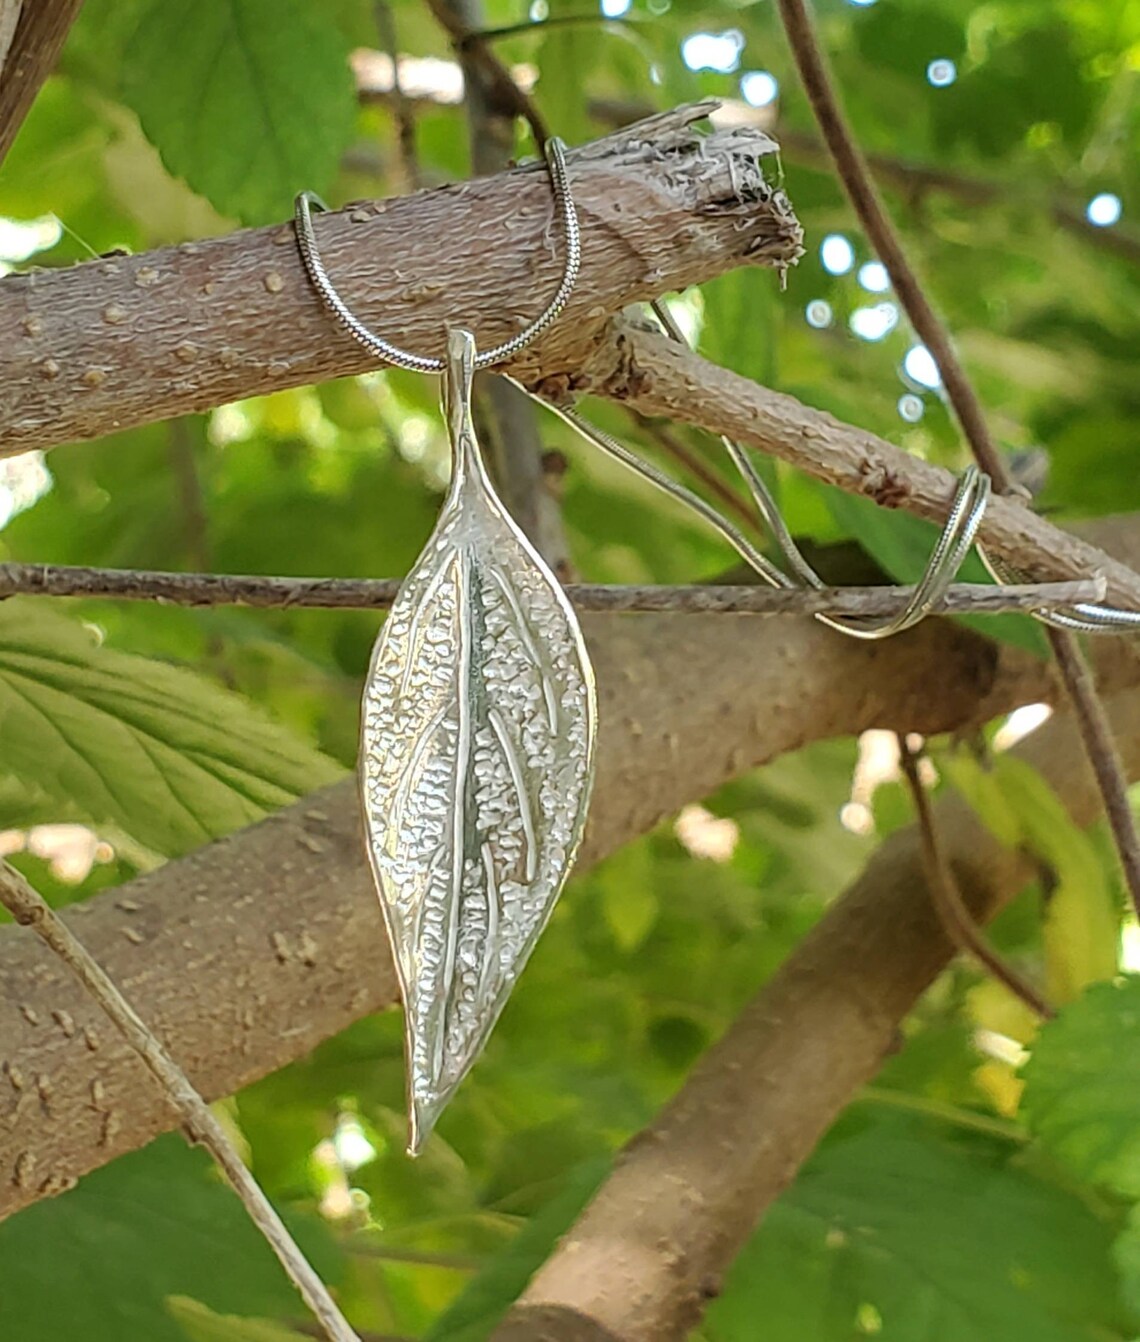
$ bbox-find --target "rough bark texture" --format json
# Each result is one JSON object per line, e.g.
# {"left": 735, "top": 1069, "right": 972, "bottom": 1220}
{"left": 0, "top": 563, "right": 1103, "bottom": 615}
{"left": 495, "top": 690, "right": 1140, "bottom": 1341}
{"left": 569, "top": 324, "right": 1140, "bottom": 609}
{"left": 0, "top": 597, "right": 1092, "bottom": 1218}
{"left": 0, "top": 103, "right": 798, "bottom": 454}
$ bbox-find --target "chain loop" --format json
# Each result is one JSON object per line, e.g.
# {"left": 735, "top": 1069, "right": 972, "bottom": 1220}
{"left": 294, "top": 137, "right": 581, "bottom": 373}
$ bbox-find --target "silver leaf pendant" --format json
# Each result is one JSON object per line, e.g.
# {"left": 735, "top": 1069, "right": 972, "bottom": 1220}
{"left": 360, "top": 329, "right": 597, "bottom": 1153}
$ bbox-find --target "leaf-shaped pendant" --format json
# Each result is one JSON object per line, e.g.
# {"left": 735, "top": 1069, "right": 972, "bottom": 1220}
{"left": 360, "top": 329, "right": 597, "bottom": 1153}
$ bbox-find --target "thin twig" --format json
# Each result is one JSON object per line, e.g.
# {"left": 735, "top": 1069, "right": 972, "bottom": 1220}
{"left": 0, "top": 560, "right": 1105, "bottom": 617}
{"left": 441, "top": 0, "right": 573, "bottom": 571}
{"left": 630, "top": 412, "right": 758, "bottom": 533}
{"left": 1045, "top": 627, "right": 1140, "bottom": 904}
{"left": 0, "top": 0, "right": 23, "bottom": 77}
{"left": 461, "top": 14, "right": 631, "bottom": 45}
{"left": 776, "top": 0, "right": 1004, "bottom": 483}
{"left": 776, "top": 0, "right": 1140, "bottom": 921}
{"left": 373, "top": 2, "right": 420, "bottom": 191}
{"left": 0, "top": 0, "right": 85, "bottom": 169}
{"left": 0, "top": 863, "right": 360, "bottom": 1342}
{"left": 897, "top": 737, "right": 1054, "bottom": 1021}
{"left": 425, "top": 0, "right": 550, "bottom": 145}
{"left": 168, "top": 420, "right": 213, "bottom": 572}
{"left": 774, "top": 127, "right": 1140, "bottom": 270}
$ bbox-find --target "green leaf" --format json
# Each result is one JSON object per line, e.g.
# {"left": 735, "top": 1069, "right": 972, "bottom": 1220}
{"left": 120, "top": 0, "right": 357, "bottom": 223}
{"left": 423, "top": 1157, "right": 611, "bottom": 1341}
{"left": 700, "top": 266, "right": 780, "bottom": 387}
{"left": 598, "top": 840, "right": 659, "bottom": 952}
{"left": 942, "top": 752, "right": 1118, "bottom": 1002}
{"left": 169, "top": 1298, "right": 308, "bottom": 1342}
{"left": 0, "top": 599, "right": 342, "bottom": 856}
{"left": 0, "top": 1137, "right": 342, "bottom": 1342}
{"left": 824, "top": 485, "right": 1050, "bottom": 657}
{"left": 705, "top": 1121, "right": 1133, "bottom": 1341}
{"left": 1022, "top": 978, "right": 1140, "bottom": 1198}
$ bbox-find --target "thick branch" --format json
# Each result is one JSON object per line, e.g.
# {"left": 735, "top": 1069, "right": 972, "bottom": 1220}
{"left": 492, "top": 690, "right": 1140, "bottom": 1341}
{"left": 574, "top": 326, "right": 1140, "bottom": 608}
{"left": 1, "top": 587, "right": 1097, "bottom": 1218}
{"left": 0, "top": 104, "right": 798, "bottom": 455}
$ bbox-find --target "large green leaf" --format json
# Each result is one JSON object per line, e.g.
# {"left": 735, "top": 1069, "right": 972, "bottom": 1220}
{"left": 120, "top": 0, "right": 357, "bottom": 222}
{"left": 0, "top": 1138, "right": 342, "bottom": 1342}
{"left": 1022, "top": 978, "right": 1140, "bottom": 1198}
{"left": 705, "top": 1121, "right": 1134, "bottom": 1341}
{"left": 0, "top": 600, "right": 342, "bottom": 856}
{"left": 943, "top": 752, "right": 1119, "bottom": 1003}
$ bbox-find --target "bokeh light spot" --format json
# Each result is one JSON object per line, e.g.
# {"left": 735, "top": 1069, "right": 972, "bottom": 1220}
{"left": 898, "top": 393, "right": 924, "bottom": 423}
{"left": 926, "top": 58, "right": 957, "bottom": 87}
{"left": 1087, "top": 193, "right": 1122, "bottom": 227}
{"left": 740, "top": 70, "right": 779, "bottom": 107}
{"left": 903, "top": 345, "right": 942, "bottom": 389}
{"left": 681, "top": 30, "right": 745, "bottom": 73}
{"left": 821, "top": 233, "right": 855, "bottom": 274}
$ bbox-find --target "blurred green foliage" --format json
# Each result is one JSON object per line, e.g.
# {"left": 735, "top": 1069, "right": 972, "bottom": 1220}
{"left": 1, "top": 0, "right": 1139, "bottom": 1337}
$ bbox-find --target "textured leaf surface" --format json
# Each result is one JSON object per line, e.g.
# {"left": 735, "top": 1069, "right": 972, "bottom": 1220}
{"left": 705, "top": 1122, "right": 1133, "bottom": 1341}
{"left": 361, "top": 351, "right": 596, "bottom": 1147}
{"left": 0, "top": 599, "right": 342, "bottom": 856}
{"left": 0, "top": 1138, "right": 340, "bottom": 1342}
{"left": 1022, "top": 978, "right": 1140, "bottom": 1197}
{"left": 121, "top": 0, "right": 356, "bottom": 223}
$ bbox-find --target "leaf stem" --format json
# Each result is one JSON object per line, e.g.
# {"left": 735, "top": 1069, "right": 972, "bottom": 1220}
{"left": 0, "top": 862, "right": 360, "bottom": 1342}
{"left": 856, "top": 1085, "right": 1028, "bottom": 1144}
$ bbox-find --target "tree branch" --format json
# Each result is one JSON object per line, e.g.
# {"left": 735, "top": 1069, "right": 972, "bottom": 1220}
{"left": 4, "top": 565, "right": 1110, "bottom": 1218}
{"left": 774, "top": 0, "right": 1140, "bottom": 920}
{"left": 897, "top": 734, "right": 1053, "bottom": 1020}
{"left": 0, "top": 0, "right": 84, "bottom": 167}
{"left": 490, "top": 690, "right": 1140, "bottom": 1341}
{"left": 0, "top": 863, "right": 359, "bottom": 1342}
{"left": 6, "top": 107, "right": 1138, "bottom": 614}
{"left": 577, "top": 326, "right": 1140, "bottom": 608}
{"left": 0, "top": 104, "right": 797, "bottom": 455}
{"left": 0, "top": 561, "right": 1105, "bottom": 617}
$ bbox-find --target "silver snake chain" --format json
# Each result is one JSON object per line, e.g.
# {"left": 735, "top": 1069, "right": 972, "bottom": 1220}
{"left": 294, "top": 138, "right": 580, "bottom": 374}
{"left": 293, "top": 139, "right": 1139, "bottom": 639}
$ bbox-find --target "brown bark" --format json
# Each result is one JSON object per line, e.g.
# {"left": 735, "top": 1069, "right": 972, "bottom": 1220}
{"left": 494, "top": 690, "right": 1140, "bottom": 1341}
{"left": 0, "top": 594, "right": 1091, "bottom": 1219}
{"left": 0, "top": 0, "right": 85, "bottom": 167}
{"left": 578, "top": 325, "right": 1140, "bottom": 608}
{"left": 0, "top": 562, "right": 1103, "bottom": 616}
{"left": 0, "top": 103, "right": 797, "bottom": 454}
